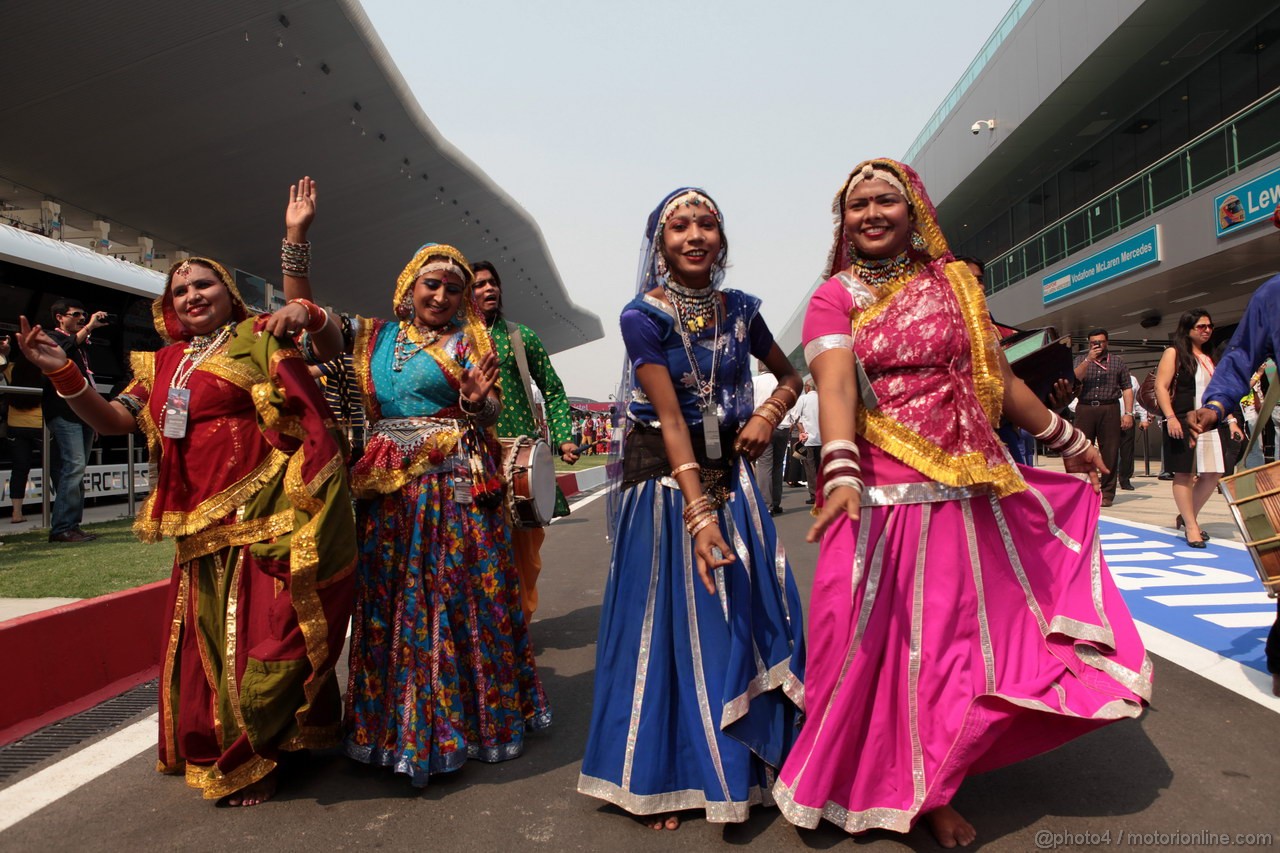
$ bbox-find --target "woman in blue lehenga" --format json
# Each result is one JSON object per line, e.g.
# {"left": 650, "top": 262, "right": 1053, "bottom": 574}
{"left": 578, "top": 188, "right": 806, "bottom": 830}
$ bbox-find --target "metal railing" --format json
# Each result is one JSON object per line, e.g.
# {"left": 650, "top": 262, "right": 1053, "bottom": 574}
{"left": 983, "top": 85, "right": 1280, "bottom": 295}
{"left": 2, "top": 384, "right": 141, "bottom": 526}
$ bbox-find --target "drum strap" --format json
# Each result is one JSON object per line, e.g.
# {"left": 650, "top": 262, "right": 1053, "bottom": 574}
{"left": 507, "top": 321, "right": 539, "bottom": 427}
{"left": 1243, "top": 361, "right": 1280, "bottom": 462}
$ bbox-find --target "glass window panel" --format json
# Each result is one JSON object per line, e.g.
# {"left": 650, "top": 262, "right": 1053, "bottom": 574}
{"left": 1022, "top": 236, "right": 1041, "bottom": 274}
{"left": 1042, "top": 228, "right": 1064, "bottom": 267}
{"left": 1160, "top": 81, "right": 1191, "bottom": 153}
{"left": 1188, "top": 131, "right": 1231, "bottom": 190}
{"left": 1187, "top": 55, "right": 1223, "bottom": 137}
{"left": 1116, "top": 177, "right": 1148, "bottom": 228}
{"left": 1235, "top": 96, "right": 1280, "bottom": 168}
{"left": 1089, "top": 198, "right": 1116, "bottom": 241}
{"left": 1222, "top": 29, "right": 1261, "bottom": 117}
{"left": 1259, "top": 10, "right": 1280, "bottom": 93}
{"left": 1149, "top": 157, "right": 1186, "bottom": 210}
{"left": 1064, "top": 210, "right": 1090, "bottom": 254}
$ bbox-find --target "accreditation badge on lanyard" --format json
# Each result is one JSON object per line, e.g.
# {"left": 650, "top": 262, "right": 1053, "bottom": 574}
{"left": 162, "top": 387, "right": 191, "bottom": 439}
{"left": 701, "top": 399, "right": 721, "bottom": 460}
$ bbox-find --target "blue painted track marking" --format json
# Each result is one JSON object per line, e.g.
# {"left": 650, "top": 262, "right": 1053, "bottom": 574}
{"left": 1101, "top": 518, "right": 1276, "bottom": 674}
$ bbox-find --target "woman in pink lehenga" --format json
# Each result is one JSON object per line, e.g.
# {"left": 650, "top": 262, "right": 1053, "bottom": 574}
{"left": 772, "top": 159, "right": 1152, "bottom": 848}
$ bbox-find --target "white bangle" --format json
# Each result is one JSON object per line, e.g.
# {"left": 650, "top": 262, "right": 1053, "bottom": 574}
{"left": 823, "top": 475, "right": 864, "bottom": 499}
{"left": 56, "top": 379, "right": 92, "bottom": 399}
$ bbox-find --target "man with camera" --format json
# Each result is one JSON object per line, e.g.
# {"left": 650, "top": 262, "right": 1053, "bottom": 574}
{"left": 43, "top": 298, "right": 108, "bottom": 543}
{"left": 1073, "top": 328, "right": 1132, "bottom": 507}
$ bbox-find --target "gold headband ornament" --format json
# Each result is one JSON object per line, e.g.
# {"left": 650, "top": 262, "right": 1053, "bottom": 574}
{"left": 418, "top": 259, "right": 466, "bottom": 281}
{"left": 844, "top": 165, "right": 908, "bottom": 204}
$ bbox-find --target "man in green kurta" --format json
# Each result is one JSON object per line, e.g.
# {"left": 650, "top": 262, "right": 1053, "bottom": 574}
{"left": 473, "top": 261, "right": 578, "bottom": 621}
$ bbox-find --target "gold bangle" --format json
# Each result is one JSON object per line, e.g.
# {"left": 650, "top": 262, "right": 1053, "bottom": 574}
{"left": 670, "top": 462, "right": 702, "bottom": 477}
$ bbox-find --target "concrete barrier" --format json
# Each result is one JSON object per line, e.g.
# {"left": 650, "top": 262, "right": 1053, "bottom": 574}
{"left": 0, "top": 580, "right": 167, "bottom": 745}
{"left": 0, "top": 468, "right": 608, "bottom": 746}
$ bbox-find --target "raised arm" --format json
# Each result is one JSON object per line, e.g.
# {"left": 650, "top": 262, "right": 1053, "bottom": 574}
{"left": 16, "top": 317, "right": 136, "bottom": 435}
{"left": 267, "top": 177, "right": 345, "bottom": 360}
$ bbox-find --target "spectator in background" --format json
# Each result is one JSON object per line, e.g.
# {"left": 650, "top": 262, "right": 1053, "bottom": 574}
{"left": 1155, "top": 309, "right": 1243, "bottom": 547}
{"left": 791, "top": 379, "right": 820, "bottom": 504}
{"left": 44, "top": 298, "right": 109, "bottom": 542}
{"left": 1073, "top": 328, "right": 1133, "bottom": 507}
{"left": 752, "top": 359, "right": 790, "bottom": 514}
{"left": 1118, "top": 372, "right": 1148, "bottom": 490}
{"left": 3, "top": 339, "right": 43, "bottom": 524}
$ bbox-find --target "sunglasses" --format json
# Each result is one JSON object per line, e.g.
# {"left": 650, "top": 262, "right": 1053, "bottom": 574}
{"left": 1193, "top": 323, "right": 1214, "bottom": 331}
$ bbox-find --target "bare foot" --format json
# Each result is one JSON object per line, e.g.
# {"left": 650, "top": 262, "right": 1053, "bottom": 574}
{"left": 223, "top": 770, "right": 278, "bottom": 807}
{"left": 642, "top": 814, "right": 680, "bottom": 830}
{"left": 925, "top": 805, "right": 976, "bottom": 848}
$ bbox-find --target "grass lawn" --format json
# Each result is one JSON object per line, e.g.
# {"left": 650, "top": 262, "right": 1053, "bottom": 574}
{"left": 0, "top": 518, "right": 172, "bottom": 599}
{"left": 555, "top": 458, "right": 605, "bottom": 473}
{"left": 0, "top": 463, "right": 607, "bottom": 599}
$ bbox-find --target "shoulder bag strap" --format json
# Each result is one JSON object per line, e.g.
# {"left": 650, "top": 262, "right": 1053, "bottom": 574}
{"left": 506, "top": 321, "right": 538, "bottom": 423}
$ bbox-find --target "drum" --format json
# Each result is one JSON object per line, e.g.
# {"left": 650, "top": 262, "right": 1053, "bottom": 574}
{"left": 1218, "top": 460, "right": 1280, "bottom": 598}
{"left": 500, "top": 436, "right": 557, "bottom": 528}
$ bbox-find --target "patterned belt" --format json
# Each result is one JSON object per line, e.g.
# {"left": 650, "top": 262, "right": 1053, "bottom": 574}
{"left": 369, "top": 416, "right": 461, "bottom": 453}
{"left": 861, "top": 481, "right": 990, "bottom": 507}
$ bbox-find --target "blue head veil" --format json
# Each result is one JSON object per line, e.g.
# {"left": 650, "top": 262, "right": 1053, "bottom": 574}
{"left": 605, "top": 186, "right": 728, "bottom": 534}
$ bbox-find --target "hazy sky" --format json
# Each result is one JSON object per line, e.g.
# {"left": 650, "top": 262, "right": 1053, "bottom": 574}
{"left": 361, "top": 0, "right": 1016, "bottom": 399}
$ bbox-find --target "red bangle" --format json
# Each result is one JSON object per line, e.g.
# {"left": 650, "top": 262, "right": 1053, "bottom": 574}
{"left": 45, "top": 360, "right": 88, "bottom": 396}
{"left": 286, "top": 298, "right": 327, "bottom": 333}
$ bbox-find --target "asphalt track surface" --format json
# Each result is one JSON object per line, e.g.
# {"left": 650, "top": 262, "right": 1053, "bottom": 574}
{"left": 3, "top": 485, "right": 1279, "bottom": 852}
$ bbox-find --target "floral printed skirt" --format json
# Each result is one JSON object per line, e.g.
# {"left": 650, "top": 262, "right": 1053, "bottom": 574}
{"left": 343, "top": 470, "right": 551, "bottom": 785}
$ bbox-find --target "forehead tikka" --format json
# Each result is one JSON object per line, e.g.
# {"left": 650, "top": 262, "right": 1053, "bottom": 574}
{"left": 657, "top": 191, "right": 720, "bottom": 232}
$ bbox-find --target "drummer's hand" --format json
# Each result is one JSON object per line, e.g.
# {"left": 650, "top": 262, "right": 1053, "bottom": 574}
{"left": 559, "top": 442, "right": 579, "bottom": 464}
{"left": 693, "top": 522, "right": 734, "bottom": 595}
{"left": 1063, "top": 444, "right": 1106, "bottom": 493}
{"left": 807, "top": 486, "right": 860, "bottom": 542}
{"left": 285, "top": 176, "right": 317, "bottom": 241}
{"left": 733, "top": 416, "right": 772, "bottom": 461}
{"left": 1187, "top": 406, "right": 1218, "bottom": 437}
{"left": 16, "top": 317, "right": 69, "bottom": 373}
{"left": 460, "top": 351, "right": 499, "bottom": 403}
{"left": 261, "top": 302, "right": 310, "bottom": 339}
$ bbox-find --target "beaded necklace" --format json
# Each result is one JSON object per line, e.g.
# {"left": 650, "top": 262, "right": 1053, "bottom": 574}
{"left": 392, "top": 321, "right": 452, "bottom": 372}
{"left": 173, "top": 322, "right": 234, "bottom": 389}
{"left": 850, "top": 249, "right": 918, "bottom": 290}
{"left": 663, "top": 278, "right": 719, "bottom": 333}
{"left": 665, "top": 281, "right": 725, "bottom": 459}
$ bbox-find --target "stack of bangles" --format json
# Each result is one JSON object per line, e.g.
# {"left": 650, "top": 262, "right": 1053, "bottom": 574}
{"left": 681, "top": 485, "right": 718, "bottom": 537}
{"left": 752, "top": 384, "right": 798, "bottom": 429}
{"left": 45, "top": 360, "right": 91, "bottom": 399}
{"left": 820, "top": 439, "right": 863, "bottom": 499}
{"left": 285, "top": 297, "right": 329, "bottom": 333}
{"left": 1033, "top": 411, "right": 1091, "bottom": 457}
{"left": 282, "top": 239, "right": 311, "bottom": 277}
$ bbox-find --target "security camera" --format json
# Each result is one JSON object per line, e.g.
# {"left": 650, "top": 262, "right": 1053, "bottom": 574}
{"left": 971, "top": 122, "right": 983, "bottom": 135}
{"left": 970, "top": 119, "right": 996, "bottom": 135}
{"left": 1139, "top": 314, "right": 1161, "bottom": 329}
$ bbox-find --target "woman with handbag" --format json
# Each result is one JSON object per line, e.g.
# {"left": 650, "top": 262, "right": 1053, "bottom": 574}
{"left": 1154, "top": 309, "right": 1244, "bottom": 547}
